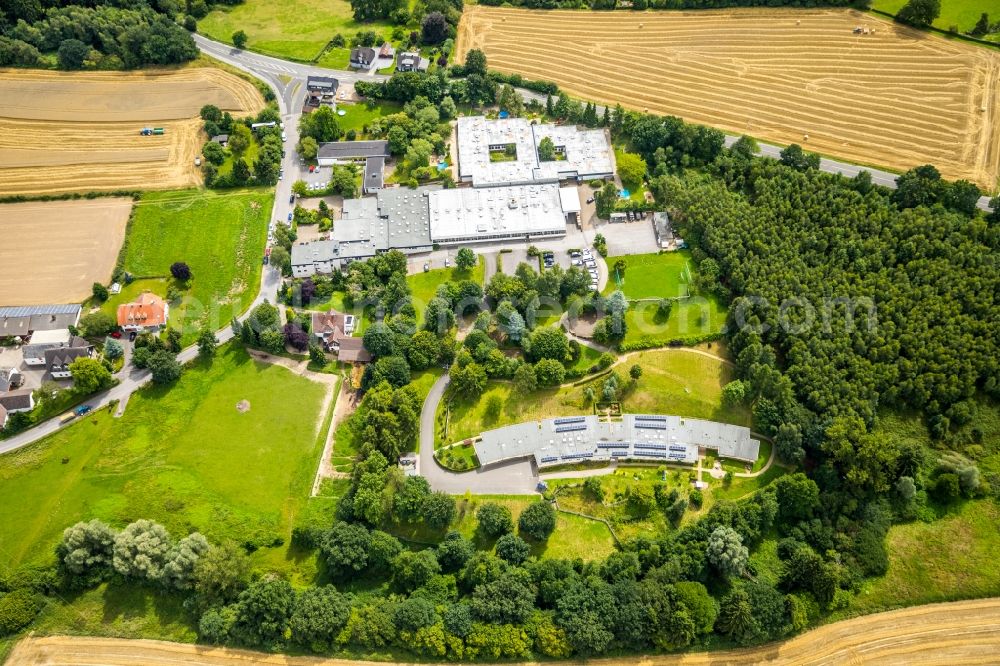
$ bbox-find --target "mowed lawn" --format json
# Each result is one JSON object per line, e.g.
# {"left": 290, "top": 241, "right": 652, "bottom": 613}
{"left": 602, "top": 251, "right": 727, "bottom": 345}
{"left": 440, "top": 348, "right": 748, "bottom": 445}
{"left": 0, "top": 345, "right": 326, "bottom": 572}
{"left": 111, "top": 188, "right": 271, "bottom": 342}
{"left": 407, "top": 255, "right": 485, "bottom": 322}
{"left": 199, "top": 0, "right": 395, "bottom": 61}
{"left": 872, "top": 0, "right": 995, "bottom": 34}
{"left": 836, "top": 500, "right": 1000, "bottom": 618}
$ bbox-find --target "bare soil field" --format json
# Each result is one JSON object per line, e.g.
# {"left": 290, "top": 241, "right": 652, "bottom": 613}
{"left": 0, "top": 68, "right": 264, "bottom": 196}
{"left": 457, "top": 7, "right": 1000, "bottom": 188}
{"left": 8, "top": 597, "right": 1000, "bottom": 665}
{"left": 0, "top": 198, "right": 132, "bottom": 305}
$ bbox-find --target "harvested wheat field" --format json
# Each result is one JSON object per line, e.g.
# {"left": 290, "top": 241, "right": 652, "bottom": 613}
{"left": 458, "top": 7, "right": 1000, "bottom": 188}
{"left": 8, "top": 597, "right": 1000, "bottom": 665}
{"left": 0, "top": 198, "right": 132, "bottom": 305}
{"left": 0, "top": 68, "right": 264, "bottom": 196}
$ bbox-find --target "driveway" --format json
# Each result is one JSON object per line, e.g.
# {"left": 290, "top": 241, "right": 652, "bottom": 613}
{"left": 418, "top": 374, "right": 538, "bottom": 494}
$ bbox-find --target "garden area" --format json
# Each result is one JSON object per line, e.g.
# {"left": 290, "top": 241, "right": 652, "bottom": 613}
{"left": 406, "top": 253, "right": 485, "bottom": 322}
{"left": 101, "top": 188, "right": 272, "bottom": 345}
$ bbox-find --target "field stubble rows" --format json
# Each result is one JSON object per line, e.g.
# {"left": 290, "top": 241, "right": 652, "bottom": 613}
{"left": 457, "top": 7, "right": 1000, "bottom": 188}
{"left": 0, "top": 68, "right": 264, "bottom": 196}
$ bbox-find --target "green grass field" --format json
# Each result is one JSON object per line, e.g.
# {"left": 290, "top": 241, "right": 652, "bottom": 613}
{"left": 835, "top": 500, "right": 1000, "bottom": 618}
{"left": 0, "top": 344, "right": 327, "bottom": 574}
{"left": 872, "top": 0, "right": 995, "bottom": 34}
{"left": 199, "top": 0, "right": 395, "bottom": 61}
{"left": 440, "top": 348, "right": 749, "bottom": 445}
{"left": 603, "top": 251, "right": 727, "bottom": 345}
{"left": 107, "top": 188, "right": 272, "bottom": 343}
{"left": 334, "top": 101, "right": 404, "bottom": 136}
{"left": 406, "top": 255, "right": 485, "bottom": 322}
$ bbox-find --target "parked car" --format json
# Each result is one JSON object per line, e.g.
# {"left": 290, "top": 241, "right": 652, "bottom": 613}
{"left": 309, "top": 165, "right": 315, "bottom": 173}
{"left": 572, "top": 259, "right": 582, "bottom": 266}
{"left": 110, "top": 331, "right": 122, "bottom": 339}
{"left": 586, "top": 197, "right": 595, "bottom": 204}
{"left": 281, "top": 131, "right": 287, "bottom": 141}
{"left": 289, "top": 194, "right": 295, "bottom": 204}
{"left": 423, "top": 262, "right": 430, "bottom": 272}
{"left": 287, "top": 212, "right": 293, "bottom": 222}
{"left": 129, "top": 331, "right": 137, "bottom": 341}
{"left": 74, "top": 405, "right": 93, "bottom": 416}
{"left": 570, "top": 251, "right": 581, "bottom": 258}
{"left": 444, "top": 258, "right": 450, "bottom": 268}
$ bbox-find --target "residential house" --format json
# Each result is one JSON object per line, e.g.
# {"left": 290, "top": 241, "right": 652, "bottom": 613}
{"left": 336, "top": 336, "right": 371, "bottom": 363}
{"left": 210, "top": 134, "right": 229, "bottom": 146}
{"left": 396, "top": 52, "right": 429, "bottom": 73}
{"left": 45, "top": 339, "right": 94, "bottom": 379}
{"left": 311, "top": 310, "right": 356, "bottom": 352}
{"left": 350, "top": 47, "right": 377, "bottom": 69}
{"left": 378, "top": 42, "right": 394, "bottom": 60}
{"left": 22, "top": 329, "right": 72, "bottom": 366}
{"left": 117, "top": 292, "right": 169, "bottom": 332}
{"left": 0, "top": 304, "right": 81, "bottom": 339}
{"left": 316, "top": 140, "right": 389, "bottom": 167}
{"left": 306, "top": 76, "right": 339, "bottom": 107}
{"left": 0, "top": 367, "right": 22, "bottom": 392}
{"left": 0, "top": 389, "right": 35, "bottom": 427}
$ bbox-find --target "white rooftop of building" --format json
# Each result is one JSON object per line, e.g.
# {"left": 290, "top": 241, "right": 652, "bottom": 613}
{"left": 559, "top": 186, "right": 581, "bottom": 213}
{"left": 475, "top": 414, "right": 759, "bottom": 469}
{"left": 456, "top": 116, "right": 614, "bottom": 187}
{"left": 428, "top": 183, "right": 567, "bottom": 243}
{"left": 26, "top": 328, "right": 71, "bottom": 345}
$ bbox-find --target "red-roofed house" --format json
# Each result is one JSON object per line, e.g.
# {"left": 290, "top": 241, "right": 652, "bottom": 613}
{"left": 311, "top": 309, "right": 356, "bottom": 352}
{"left": 117, "top": 292, "right": 169, "bottom": 332}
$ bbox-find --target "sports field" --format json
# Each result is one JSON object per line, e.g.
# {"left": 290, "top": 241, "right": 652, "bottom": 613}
{"left": 199, "top": 0, "right": 394, "bottom": 61}
{"left": 457, "top": 6, "right": 1000, "bottom": 188}
{"left": 0, "top": 345, "right": 327, "bottom": 572}
{"left": 0, "top": 198, "right": 132, "bottom": 306}
{"left": 103, "top": 188, "right": 272, "bottom": 341}
{"left": 0, "top": 68, "right": 263, "bottom": 196}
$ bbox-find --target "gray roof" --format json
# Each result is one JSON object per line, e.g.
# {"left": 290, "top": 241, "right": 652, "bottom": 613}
{"left": 211, "top": 134, "right": 229, "bottom": 143}
{"left": 0, "top": 304, "right": 81, "bottom": 337}
{"left": 376, "top": 188, "right": 433, "bottom": 249}
{"left": 307, "top": 75, "right": 339, "bottom": 92}
{"left": 0, "top": 388, "right": 33, "bottom": 411}
{"left": 397, "top": 52, "right": 428, "bottom": 71}
{"left": 317, "top": 140, "right": 389, "bottom": 161}
{"left": 337, "top": 336, "right": 371, "bottom": 363}
{"left": 364, "top": 156, "right": 385, "bottom": 193}
{"left": 0, "top": 367, "right": 20, "bottom": 392}
{"left": 44, "top": 343, "right": 92, "bottom": 370}
{"left": 351, "top": 47, "right": 377, "bottom": 63}
{"left": 475, "top": 413, "right": 759, "bottom": 468}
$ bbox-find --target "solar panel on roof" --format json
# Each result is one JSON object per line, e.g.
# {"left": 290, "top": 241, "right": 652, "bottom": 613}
{"left": 669, "top": 445, "right": 687, "bottom": 453}
{"left": 540, "top": 456, "right": 558, "bottom": 463}
{"left": 635, "top": 443, "right": 667, "bottom": 450}
{"left": 597, "top": 442, "right": 629, "bottom": 449}
{"left": 635, "top": 423, "right": 667, "bottom": 430}
{"left": 554, "top": 417, "right": 586, "bottom": 425}
{"left": 554, "top": 424, "right": 587, "bottom": 433}
{"left": 634, "top": 415, "right": 668, "bottom": 422}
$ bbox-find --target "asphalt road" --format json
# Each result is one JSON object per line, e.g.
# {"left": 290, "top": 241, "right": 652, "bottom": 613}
{"left": 418, "top": 374, "right": 538, "bottom": 494}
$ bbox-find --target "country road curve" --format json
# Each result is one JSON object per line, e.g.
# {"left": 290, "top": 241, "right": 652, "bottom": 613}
{"left": 10, "top": 597, "right": 1000, "bottom": 665}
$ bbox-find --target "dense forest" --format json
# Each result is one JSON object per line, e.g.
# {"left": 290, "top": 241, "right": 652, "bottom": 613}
{"left": 0, "top": 0, "right": 226, "bottom": 68}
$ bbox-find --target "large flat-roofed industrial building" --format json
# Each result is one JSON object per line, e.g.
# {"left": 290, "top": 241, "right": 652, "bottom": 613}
{"left": 429, "top": 183, "right": 572, "bottom": 244}
{"left": 291, "top": 189, "right": 433, "bottom": 277}
{"left": 475, "top": 414, "right": 759, "bottom": 469}
{"left": 456, "top": 116, "right": 614, "bottom": 188}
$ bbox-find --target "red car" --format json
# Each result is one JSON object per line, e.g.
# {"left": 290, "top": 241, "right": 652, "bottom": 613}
{"left": 308, "top": 165, "right": 315, "bottom": 173}
{"left": 110, "top": 331, "right": 122, "bottom": 339}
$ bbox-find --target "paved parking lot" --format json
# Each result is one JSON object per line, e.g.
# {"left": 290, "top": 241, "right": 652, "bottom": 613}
{"left": 600, "top": 218, "right": 660, "bottom": 256}
{"left": 0, "top": 345, "right": 51, "bottom": 392}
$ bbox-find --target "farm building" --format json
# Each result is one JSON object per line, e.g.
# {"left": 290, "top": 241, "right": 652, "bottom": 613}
{"left": 0, "top": 304, "right": 81, "bottom": 339}
{"left": 45, "top": 339, "right": 93, "bottom": 379}
{"left": 456, "top": 116, "right": 614, "bottom": 187}
{"left": 117, "top": 292, "right": 169, "bottom": 332}
{"left": 475, "top": 414, "right": 759, "bottom": 469}
{"left": 0, "top": 367, "right": 23, "bottom": 392}
{"left": 22, "top": 329, "right": 73, "bottom": 366}
{"left": 0, "top": 388, "right": 35, "bottom": 425}
{"left": 397, "top": 52, "right": 429, "bottom": 72}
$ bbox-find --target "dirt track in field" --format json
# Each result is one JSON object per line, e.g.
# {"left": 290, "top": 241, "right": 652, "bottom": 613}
{"left": 8, "top": 598, "right": 1000, "bottom": 665}
{"left": 0, "top": 68, "right": 264, "bottom": 196}
{"left": 0, "top": 199, "right": 132, "bottom": 306}
{"left": 457, "top": 7, "right": 1000, "bottom": 188}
